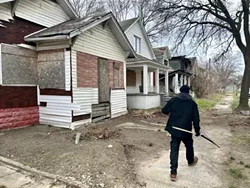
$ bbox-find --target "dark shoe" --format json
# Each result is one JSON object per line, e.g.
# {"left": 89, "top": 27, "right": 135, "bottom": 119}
{"left": 188, "top": 156, "right": 198, "bottom": 166}
{"left": 170, "top": 174, "right": 177, "bottom": 181}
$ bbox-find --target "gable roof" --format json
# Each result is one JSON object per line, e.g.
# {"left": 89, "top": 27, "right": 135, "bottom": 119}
{"left": 25, "top": 13, "right": 108, "bottom": 39}
{"left": 120, "top": 17, "right": 156, "bottom": 59}
{"left": 120, "top": 17, "right": 139, "bottom": 31}
{"left": 25, "top": 12, "right": 136, "bottom": 57}
{"left": 0, "top": 0, "right": 78, "bottom": 19}
{"left": 153, "top": 46, "right": 171, "bottom": 64}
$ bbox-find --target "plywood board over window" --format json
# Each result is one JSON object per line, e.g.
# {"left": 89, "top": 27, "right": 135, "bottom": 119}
{"left": 113, "top": 62, "right": 120, "bottom": 88}
{"left": 126, "top": 70, "right": 136, "bottom": 86}
{"left": 98, "top": 58, "right": 110, "bottom": 102}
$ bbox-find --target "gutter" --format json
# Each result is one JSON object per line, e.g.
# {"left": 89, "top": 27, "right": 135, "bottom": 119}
{"left": 25, "top": 35, "right": 69, "bottom": 42}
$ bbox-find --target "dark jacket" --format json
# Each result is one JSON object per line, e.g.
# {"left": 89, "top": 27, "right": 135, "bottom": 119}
{"left": 161, "top": 93, "right": 200, "bottom": 138}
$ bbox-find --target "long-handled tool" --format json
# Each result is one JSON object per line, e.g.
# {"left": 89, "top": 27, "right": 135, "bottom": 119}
{"left": 172, "top": 126, "right": 220, "bottom": 148}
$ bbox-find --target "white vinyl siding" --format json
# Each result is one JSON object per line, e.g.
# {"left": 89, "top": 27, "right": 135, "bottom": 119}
{"left": 0, "top": 3, "right": 13, "bottom": 22}
{"left": 37, "top": 40, "right": 71, "bottom": 51}
{"left": 72, "top": 24, "right": 126, "bottom": 62}
{"left": 15, "top": 0, "right": 70, "bottom": 27}
{"left": 65, "top": 50, "right": 71, "bottom": 91}
{"left": 71, "top": 50, "right": 77, "bottom": 88}
{"left": 125, "top": 22, "right": 154, "bottom": 60}
{"left": 73, "top": 88, "right": 98, "bottom": 116}
{"left": 110, "top": 89, "right": 127, "bottom": 118}
{"left": 39, "top": 95, "right": 79, "bottom": 129}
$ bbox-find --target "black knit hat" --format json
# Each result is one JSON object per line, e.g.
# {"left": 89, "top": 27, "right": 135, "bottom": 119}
{"left": 180, "top": 85, "right": 190, "bottom": 93}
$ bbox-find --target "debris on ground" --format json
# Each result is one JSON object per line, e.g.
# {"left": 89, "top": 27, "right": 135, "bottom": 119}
{"left": 130, "top": 108, "right": 164, "bottom": 119}
{"left": 75, "top": 132, "right": 81, "bottom": 144}
{"left": 78, "top": 127, "right": 121, "bottom": 141}
{"left": 228, "top": 116, "right": 250, "bottom": 127}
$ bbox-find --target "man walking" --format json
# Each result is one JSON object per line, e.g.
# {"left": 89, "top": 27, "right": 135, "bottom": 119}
{"left": 161, "top": 85, "right": 200, "bottom": 181}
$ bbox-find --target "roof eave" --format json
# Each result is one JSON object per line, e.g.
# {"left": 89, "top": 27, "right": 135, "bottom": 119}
{"left": 56, "top": 0, "right": 78, "bottom": 19}
{"left": 110, "top": 14, "right": 136, "bottom": 58}
{"left": 123, "top": 17, "right": 140, "bottom": 32}
{"left": 25, "top": 35, "right": 69, "bottom": 42}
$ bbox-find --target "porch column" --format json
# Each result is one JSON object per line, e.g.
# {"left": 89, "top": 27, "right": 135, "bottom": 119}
{"left": 165, "top": 71, "right": 169, "bottom": 94}
{"left": 175, "top": 73, "right": 179, "bottom": 93}
{"left": 188, "top": 76, "right": 191, "bottom": 86}
{"left": 180, "top": 75, "right": 183, "bottom": 86}
{"left": 136, "top": 70, "right": 142, "bottom": 93}
{"left": 184, "top": 75, "right": 187, "bottom": 85}
{"left": 135, "top": 70, "right": 141, "bottom": 86}
{"left": 143, "top": 65, "right": 148, "bottom": 94}
{"left": 155, "top": 69, "right": 160, "bottom": 93}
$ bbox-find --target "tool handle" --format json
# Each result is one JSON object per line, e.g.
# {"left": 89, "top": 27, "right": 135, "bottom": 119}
{"left": 172, "top": 126, "right": 193, "bottom": 134}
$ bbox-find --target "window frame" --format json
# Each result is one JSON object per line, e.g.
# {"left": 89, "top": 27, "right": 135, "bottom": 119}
{"left": 134, "top": 35, "right": 141, "bottom": 53}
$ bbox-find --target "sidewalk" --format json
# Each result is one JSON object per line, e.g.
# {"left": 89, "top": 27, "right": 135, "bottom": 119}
{"left": 0, "top": 162, "right": 66, "bottom": 188}
{"left": 137, "top": 95, "right": 233, "bottom": 188}
{"left": 211, "top": 95, "right": 233, "bottom": 115}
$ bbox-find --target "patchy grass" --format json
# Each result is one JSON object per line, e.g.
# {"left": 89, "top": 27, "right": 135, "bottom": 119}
{"left": 229, "top": 186, "right": 236, "bottom": 188}
{"left": 229, "top": 168, "right": 246, "bottom": 179}
{"left": 195, "top": 93, "right": 224, "bottom": 110}
{"left": 232, "top": 94, "right": 240, "bottom": 110}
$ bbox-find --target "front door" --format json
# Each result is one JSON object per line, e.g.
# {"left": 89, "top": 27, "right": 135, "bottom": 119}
{"left": 98, "top": 58, "right": 110, "bottom": 103}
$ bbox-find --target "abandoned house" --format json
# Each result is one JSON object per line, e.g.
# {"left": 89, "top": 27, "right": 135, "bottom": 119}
{"left": 165, "top": 56, "right": 195, "bottom": 94}
{"left": 120, "top": 18, "right": 172, "bottom": 109}
{"left": 0, "top": 0, "right": 135, "bottom": 130}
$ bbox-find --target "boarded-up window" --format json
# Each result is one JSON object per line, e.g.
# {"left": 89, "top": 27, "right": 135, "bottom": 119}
{"left": 127, "top": 70, "right": 136, "bottom": 86}
{"left": 113, "top": 62, "right": 120, "bottom": 88}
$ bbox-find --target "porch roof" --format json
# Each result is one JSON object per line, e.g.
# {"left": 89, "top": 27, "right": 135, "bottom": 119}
{"left": 169, "top": 69, "right": 192, "bottom": 76}
{"left": 126, "top": 54, "right": 172, "bottom": 71}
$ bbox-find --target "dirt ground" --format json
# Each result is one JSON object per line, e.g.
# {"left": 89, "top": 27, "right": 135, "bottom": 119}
{"left": 0, "top": 98, "right": 250, "bottom": 188}
{"left": 0, "top": 112, "right": 169, "bottom": 188}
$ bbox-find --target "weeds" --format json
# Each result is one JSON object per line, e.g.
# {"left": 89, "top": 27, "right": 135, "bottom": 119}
{"left": 195, "top": 93, "right": 223, "bottom": 110}
{"left": 229, "top": 168, "right": 246, "bottom": 179}
{"left": 232, "top": 94, "right": 239, "bottom": 110}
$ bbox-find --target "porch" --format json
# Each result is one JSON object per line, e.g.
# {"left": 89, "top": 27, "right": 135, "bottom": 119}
{"left": 168, "top": 70, "right": 192, "bottom": 94}
{"left": 126, "top": 59, "right": 170, "bottom": 109}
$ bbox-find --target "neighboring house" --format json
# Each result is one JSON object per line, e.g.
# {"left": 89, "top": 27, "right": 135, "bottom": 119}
{"left": 0, "top": 1, "right": 135, "bottom": 130}
{"left": 120, "top": 18, "right": 171, "bottom": 109}
{"left": 167, "top": 56, "right": 195, "bottom": 94}
{"left": 153, "top": 46, "right": 173, "bottom": 93}
{"left": 0, "top": 0, "right": 77, "bottom": 130}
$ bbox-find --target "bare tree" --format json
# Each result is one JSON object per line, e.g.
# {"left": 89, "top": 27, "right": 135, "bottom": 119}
{"left": 211, "top": 55, "right": 240, "bottom": 89}
{"left": 106, "top": 0, "right": 132, "bottom": 21}
{"left": 156, "top": 0, "right": 250, "bottom": 110}
{"left": 131, "top": 0, "right": 167, "bottom": 41}
{"left": 70, "top": 0, "right": 105, "bottom": 17}
{"left": 103, "top": 0, "right": 166, "bottom": 42}
{"left": 191, "top": 60, "right": 220, "bottom": 98}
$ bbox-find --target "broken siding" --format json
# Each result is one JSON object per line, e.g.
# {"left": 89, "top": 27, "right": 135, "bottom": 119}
{"left": 110, "top": 89, "right": 127, "bottom": 118}
{"left": 15, "top": 0, "right": 70, "bottom": 27}
{"left": 39, "top": 95, "right": 79, "bottom": 128}
{"left": 72, "top": 24, "right": 126, "bottom": 62}
{"left": 73, "top": 88, "right": 98, "bottom": 116}
{"left": 125, "top": 22, "right": 153, "bottom": 60}
{"left": 71, "top": 50, "right": 98, "bottom": 116}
